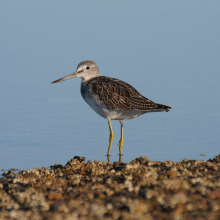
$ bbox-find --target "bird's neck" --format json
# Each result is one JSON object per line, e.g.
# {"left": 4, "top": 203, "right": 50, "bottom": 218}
{"left": 81, "top": 74, "right": 100, "bottom": 84}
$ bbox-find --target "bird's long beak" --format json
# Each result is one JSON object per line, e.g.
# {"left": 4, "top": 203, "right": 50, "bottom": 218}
{"left": 51, "top": 70, "right": 82, "bottom": 84}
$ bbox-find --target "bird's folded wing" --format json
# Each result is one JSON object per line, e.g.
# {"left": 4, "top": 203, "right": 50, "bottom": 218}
{"left": 90, "top": 76, "right": 158, "bottom": 111}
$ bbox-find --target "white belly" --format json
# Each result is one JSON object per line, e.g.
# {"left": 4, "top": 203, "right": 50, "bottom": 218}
{"left": 83, "top": 93, "right": 146, "bottom": 120}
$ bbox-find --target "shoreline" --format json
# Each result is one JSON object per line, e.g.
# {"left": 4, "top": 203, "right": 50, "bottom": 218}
{"left": 1, "top": 155, "right": 220, "bottom": 219}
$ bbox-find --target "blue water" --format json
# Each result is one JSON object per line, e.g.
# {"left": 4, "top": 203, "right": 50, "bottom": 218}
{"left": 0, "top": 1, "right": 220, "bottom": 171}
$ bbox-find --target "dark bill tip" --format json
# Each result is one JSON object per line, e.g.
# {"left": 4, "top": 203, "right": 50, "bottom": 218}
{"left": 51, "top": 72, "right": 77, "bottom": 84}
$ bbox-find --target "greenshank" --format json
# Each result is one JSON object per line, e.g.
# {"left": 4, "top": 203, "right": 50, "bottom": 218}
{"left": 52, "top": 60, "right": 171, "bottom": 156}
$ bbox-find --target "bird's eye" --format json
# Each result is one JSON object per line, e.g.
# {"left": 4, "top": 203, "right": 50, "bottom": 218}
{"left": 86, "top": 66, "right": 90, "bottom": 70}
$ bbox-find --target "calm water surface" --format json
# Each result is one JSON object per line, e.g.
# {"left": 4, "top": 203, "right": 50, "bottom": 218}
{"left": 1, "top": 73, "right": 219, "bottom": 171}
{"left": 0, "top": 1, "right": 220, "bottom": 171}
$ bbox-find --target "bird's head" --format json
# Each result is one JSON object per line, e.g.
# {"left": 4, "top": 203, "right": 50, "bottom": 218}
{"left": 51, "top": 60, "right": 100, "bottom": 84}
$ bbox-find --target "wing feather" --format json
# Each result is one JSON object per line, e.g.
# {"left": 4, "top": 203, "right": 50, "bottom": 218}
{"left": 87, "top": 76, "right": 169, "bottom": 111}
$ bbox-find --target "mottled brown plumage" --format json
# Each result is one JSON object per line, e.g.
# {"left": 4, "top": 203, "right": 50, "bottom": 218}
{"left": 81, "top": 76, "right": 171, "bottom": 112}
{"left": 52, "top": 60, "right": 172, "bottom": 156}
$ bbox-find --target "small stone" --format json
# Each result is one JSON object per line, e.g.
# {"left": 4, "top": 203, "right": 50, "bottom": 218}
{"left": 211, "top": 154, "right": 220, "bottom": 163}
{"left": 131, "top": 156, "right": 150, "bottom": 164}
{"left": 165, "top": 171, "right": 178, "bottom": 179}
{"left": 186, "top": 203, "right": 194, "bottom": 211}
{"left": 182, "top": 158, "right": 190, "bottom": 162}
{"left": 86, "top": 162, "right": 93, "bottom": 167}
{"left": 80, "top": 169, "right": 85, "bottom": 175}
{"left": 3, "top": 170, "right": 15, "bottom": 177}
{"left": 207, "top": 190, "right": 220, "bottom": 199}
{"left": 74, "top": 156, "right": 86, "bottom": 162}
{"left": 80, "top": 164, "right": 86, "bottom": 170}
{"left": 23, "top": 173, "right": 38, "bottom": 178}
{"left": 211, "top": 202, "right": 219, "bottom": 212}
{"left": 54, "top": 203, "right": 69, "bottom": 213}
{"left": 199, "top": 166, "right": 205, "bottom": 171}
{"left": 64, "top": 169, "right": 74, "bottom": 175}
{"left": 206, "top": 161, "right": 214, "bottom": 167}
{"left": 106, "top": 203, "right": 113, "bottom": 210}
{"left": 170, "top": 191, "right": 188, "bottom": 207}
{"left": 48, "top": 192, "right": 63, "bottom": 200}
{"left": 191, "top": 177, "right": 203, "bottom": 184}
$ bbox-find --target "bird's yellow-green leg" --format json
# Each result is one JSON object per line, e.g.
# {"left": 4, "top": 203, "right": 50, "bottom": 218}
{"left": 119, "top": 120, "right": 124, "bottom": 155}
{"left": 119, "top": 154, "right": 122, "bottom": 163}
{"left": 107, "top": 155, "right": 111, "bottom": 163}
{"left": 107, "top": 119, "right": 114, "bottom": 156}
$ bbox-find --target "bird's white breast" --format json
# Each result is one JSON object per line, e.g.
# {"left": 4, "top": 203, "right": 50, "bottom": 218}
{"left": 82, "top": 91, "right": 146, "bottom": 120}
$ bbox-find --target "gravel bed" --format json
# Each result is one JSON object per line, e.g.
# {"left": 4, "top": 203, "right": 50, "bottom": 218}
{"left": 1, "top": 155, "right": 220, "bottom": 220}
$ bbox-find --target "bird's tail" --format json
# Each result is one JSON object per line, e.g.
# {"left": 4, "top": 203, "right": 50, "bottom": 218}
{"left": 155, "top": 103, "right": 172, "bottom": 112}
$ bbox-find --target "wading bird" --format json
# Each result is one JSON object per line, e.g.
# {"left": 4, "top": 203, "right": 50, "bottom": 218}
{"left": 52, "top": 60, "right": 171, "bottom": 156}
